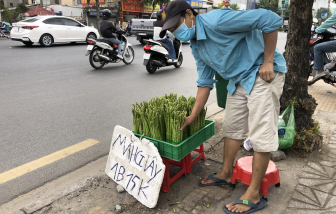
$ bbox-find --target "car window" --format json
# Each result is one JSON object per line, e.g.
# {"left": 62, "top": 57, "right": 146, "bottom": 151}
{"left": 44, "top": 18, "right": 64, "bottom": 25}
{"left": 62, "top": 19, "right": 80, "bottom": 27}
{"left": 22, "top": 18, "right": 39, "bottom": 23}
{"left": 150, "top": 13, "right": 157, "bottom": 19}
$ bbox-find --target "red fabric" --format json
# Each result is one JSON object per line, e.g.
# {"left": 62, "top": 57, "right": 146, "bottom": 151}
{"left": 26, "top": 6, "right": 54, "bottom": 16}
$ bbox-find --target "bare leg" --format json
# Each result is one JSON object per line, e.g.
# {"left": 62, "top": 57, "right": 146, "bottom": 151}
{"left": 201, "top": 137, "right": 240, "bottom": 184}
{"left": 226, "top": 151, "right": 270, "bottom": 213}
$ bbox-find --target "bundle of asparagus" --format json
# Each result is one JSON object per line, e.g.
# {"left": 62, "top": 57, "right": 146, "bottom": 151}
{"left": 188, "top": 96, "right": 207, "bottom": 135}
{"left": 131, "top": 93, "right": 207, "bottom": 145}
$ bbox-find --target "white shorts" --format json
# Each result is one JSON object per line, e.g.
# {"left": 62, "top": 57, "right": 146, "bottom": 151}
{"left": 222, "top": 71, "right": 285, "bottom": 152}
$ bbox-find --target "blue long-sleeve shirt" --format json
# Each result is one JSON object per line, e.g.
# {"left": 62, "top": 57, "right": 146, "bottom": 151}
{"left": 190, "top": 8, "right": 287, "bottom": 95}
{"left": 316, "top": 13, "right": 336, "bottom": 33}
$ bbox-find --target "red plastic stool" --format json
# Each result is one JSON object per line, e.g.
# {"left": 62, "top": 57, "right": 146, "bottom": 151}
{"left": 160, "top": 156, "right": 188, "bottom": 192}
{"left": 231, "top": 156, "right": 280, "bottom": 201}
{"left": 185, "top": 144, "right": 206, "bottom": 173}
{"left": 161, "top": 144, "right": 206, "bottom": 192}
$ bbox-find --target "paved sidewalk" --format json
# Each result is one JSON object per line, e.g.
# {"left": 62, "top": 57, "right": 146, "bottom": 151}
{"left": 285, "top": 130, "right": 336, "bottom": 213}
{"left": 308, "top": 79, "right": 336, "bottom": 113}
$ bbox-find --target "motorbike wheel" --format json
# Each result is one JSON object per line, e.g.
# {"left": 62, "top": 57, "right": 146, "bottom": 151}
{"left": 123, "top": 46, "right": 135, "bottom": 65}
{"left": 89, "top": 48, "right": 106, "bottom": 70}
{"left": 146, "top": 59, "right": 157, "bottom": 74}
{"left": 174, "top": 53, "right": 183, "bottom": 68}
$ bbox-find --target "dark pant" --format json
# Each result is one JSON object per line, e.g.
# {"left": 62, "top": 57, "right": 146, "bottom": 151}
{"left": 101, "top": 37, "right": 123, "bottom": 55}
{"left": 159, "top": 38, "right": 176, "bottom": 60}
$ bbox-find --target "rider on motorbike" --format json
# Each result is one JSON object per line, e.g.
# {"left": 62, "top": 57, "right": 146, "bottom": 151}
{"left": 309, "top": 13, "right": 336, "bottom": 83}
{"left": 100, "top": 9, "right": 123, "bottom": 59}
{"left": 153, "top": 10, "right": 176, "bottom": 62}
{"left": 126, "top": 21, "right": 131, "bottom": 34}
{"left": 0, "top": 21, "right": 7, "bottom": 37}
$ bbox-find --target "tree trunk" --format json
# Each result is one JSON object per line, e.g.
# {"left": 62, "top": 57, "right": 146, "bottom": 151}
{"left": 280, "top": 0, "right": 319, "bottom": 150}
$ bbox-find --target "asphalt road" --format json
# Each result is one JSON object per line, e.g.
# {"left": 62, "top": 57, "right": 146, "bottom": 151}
{"left": 0, "top": 32, "right": 288, "bottom": 205}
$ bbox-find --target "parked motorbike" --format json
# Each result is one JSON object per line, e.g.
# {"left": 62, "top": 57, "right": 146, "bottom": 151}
{"left": 85, "top": 30, "right": 134, "bottom": 69}
{"left": 308, "top": 27, "right": 336, "bottom": 86}
{"left": 143, "top": 38, "right": 183, "bottom": 74}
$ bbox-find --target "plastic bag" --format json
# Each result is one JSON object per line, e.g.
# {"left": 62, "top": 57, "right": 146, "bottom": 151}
{"left": 278, "top": 101, "right": 296, "bottom": 149}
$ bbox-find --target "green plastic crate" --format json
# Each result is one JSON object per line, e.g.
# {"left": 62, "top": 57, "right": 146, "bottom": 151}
{"left": 215, "top": 72, "right": 229, "bottom": 109}
{"left": 133, "top": 119, "right": 215, "bottom": 161}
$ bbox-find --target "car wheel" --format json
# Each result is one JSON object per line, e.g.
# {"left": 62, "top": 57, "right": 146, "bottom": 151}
{"left": 39, "top": 34, "right": 53, "bottom": 47}
{"left": 23, "top": 41, "right": 33, "bottom": 46}
{"left": 86, "top": 33, "right": 97, "bottom": 43}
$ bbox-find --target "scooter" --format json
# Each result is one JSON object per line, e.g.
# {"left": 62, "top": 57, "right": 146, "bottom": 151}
{"left": 0, "top": 27, "right": 11, "bottom": 38}
{"left": 85, "top": 30, "right": 134, "bottom": 70}
{"left": 308, "top": 27, "right": 336, "bottom": 79}
{"left": 143, "top": 38, "right": 183, "bottom": 74}
{"left": 307, "top": 27, "right": 336, "bottom": 87}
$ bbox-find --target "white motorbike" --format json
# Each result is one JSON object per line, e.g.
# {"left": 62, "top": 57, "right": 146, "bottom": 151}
{"left": 143, "top": 38, "right": 183, "bottom": 74}
{"left": 85, "top": 30, "right": 134, "bottom": 69}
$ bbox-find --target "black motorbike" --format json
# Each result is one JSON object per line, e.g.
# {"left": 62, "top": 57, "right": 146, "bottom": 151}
{"left": 308, "top": 27, "right": 336, "bottom": 78}
{"left": 308, "top": 28, "right": 336, "bottom": 86}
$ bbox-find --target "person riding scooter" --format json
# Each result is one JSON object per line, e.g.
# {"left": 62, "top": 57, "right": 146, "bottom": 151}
{"left": 153, "top": 10, "right": 176, "bottom": 62}
{"left": 309, "top": 13, "right": 336, "bottom": 84}
{"left": 126, "top": 21, "right": 131, "bottom": 35}
{"left": 100, "top": 9, "right": 123, "bottom": 59}
{"left": 0, "top": 21, "right": 7, "bottom": 37}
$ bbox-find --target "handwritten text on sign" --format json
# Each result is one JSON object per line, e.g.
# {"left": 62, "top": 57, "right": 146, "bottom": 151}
{"left": 105, "top": 125, "right": 165, "bottom": 208}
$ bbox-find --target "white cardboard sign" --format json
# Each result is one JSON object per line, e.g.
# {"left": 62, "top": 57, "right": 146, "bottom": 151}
{"left": 105, "top": 125, "right": 166, "bottom": 208}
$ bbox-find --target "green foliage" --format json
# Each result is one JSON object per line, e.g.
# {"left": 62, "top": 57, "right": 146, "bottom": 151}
{"left": 0, "top": 3, "right": 11, "bottom": 22}
{"left": 15, "top": 3, "right": 29, "bottom": 13}
{"left": 140, "top": 0, "right": 170, "bottom": 12}
{"left": 315, "top": 7, "right": 332, "bottom": 21}
{"left": 278, "top": 27, "right": 284, "bottom": 31}
{"left": 292, "top": 120, "right": 321, "bottom": 156}
{"left": 256, "top": 0, "right": 290, "bottom": 17}
{"left": 230, "top": 4, "right": 240, "bottom": 11}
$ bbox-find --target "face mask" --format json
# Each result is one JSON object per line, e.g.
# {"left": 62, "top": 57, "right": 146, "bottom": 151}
{"left": 173, "top": 18, "right": 195, "bottom": 42}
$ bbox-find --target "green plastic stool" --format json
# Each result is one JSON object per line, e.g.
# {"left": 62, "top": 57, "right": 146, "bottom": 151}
{"left": 215, "top": 72, "right": 229, "bottom": 109}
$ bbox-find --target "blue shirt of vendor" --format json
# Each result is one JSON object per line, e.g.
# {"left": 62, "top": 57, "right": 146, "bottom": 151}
{"left": 190, "top": 8, "right": 287, "bottom": 95}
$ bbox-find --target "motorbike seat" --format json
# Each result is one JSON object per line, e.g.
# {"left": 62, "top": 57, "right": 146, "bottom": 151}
{"left": 96, "top": 39, "right": 115, "bottom": 47}
{"left": 157, "top": 41, "right": 168, "bottom": 50}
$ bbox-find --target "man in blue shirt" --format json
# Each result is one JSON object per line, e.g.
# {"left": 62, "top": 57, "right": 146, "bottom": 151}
{"left": 159, "top": 1, "right": 286, "bottom": 213}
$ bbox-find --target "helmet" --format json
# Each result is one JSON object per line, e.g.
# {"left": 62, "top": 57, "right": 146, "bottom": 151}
{"left": 102, "top": 9, "right": 112, "bottom": 18}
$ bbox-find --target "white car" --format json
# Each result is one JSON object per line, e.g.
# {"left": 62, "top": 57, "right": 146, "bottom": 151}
{"left": 11, "top": 16, "right": 99, "bottom": 46}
